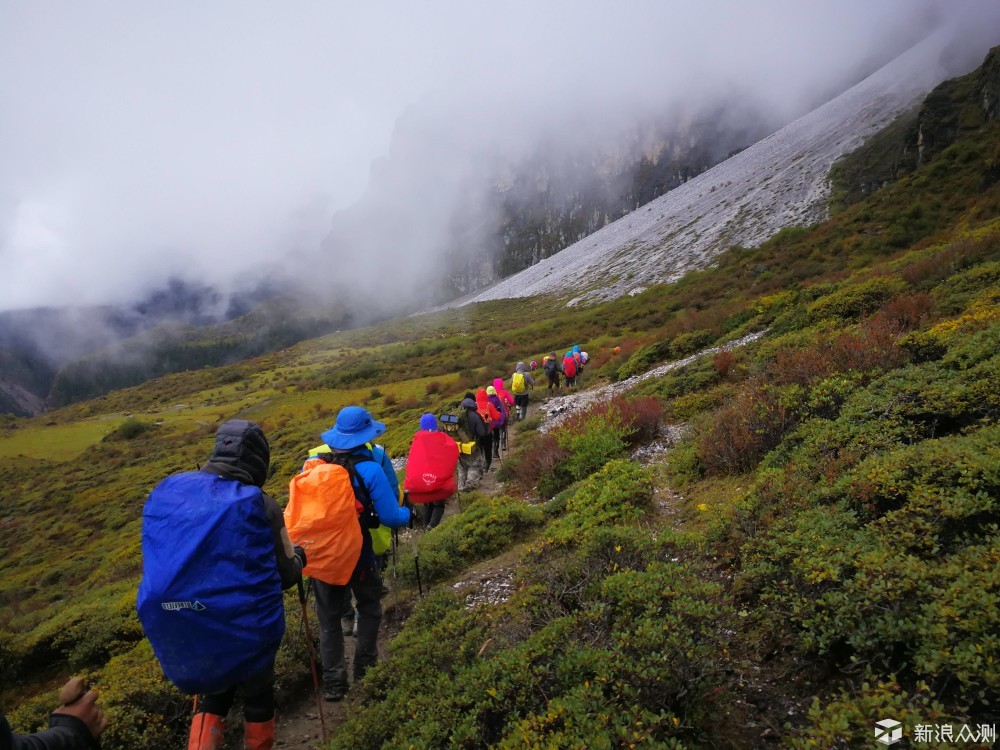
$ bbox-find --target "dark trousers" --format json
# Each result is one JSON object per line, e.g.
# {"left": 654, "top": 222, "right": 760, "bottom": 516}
{"left": 313, "top": 566, "right": 383, "bottom": 691}
{"left": 199, "top": 663, "right": 275, "bottom": 722}
{"left": 422, "top": 501, "right": 446, "bottom": 528}
{"left": 480, "top": 433, "right": 493, "bottom": 471}
{"left": 492, "top": 427, "right": 502, "bottom": 457}
{"left": 547, "top": 372, "right": 560, "bottom": 389}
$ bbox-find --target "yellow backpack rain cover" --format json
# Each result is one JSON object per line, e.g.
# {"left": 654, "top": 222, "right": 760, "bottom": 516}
{"left": 285, "top": 461, "right": 362, "bottom": 585}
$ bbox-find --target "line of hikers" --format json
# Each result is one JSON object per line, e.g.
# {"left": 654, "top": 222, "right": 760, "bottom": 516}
{"left": 128, "top": 361, "right": 554, "bottom": 749}
{"left": 541, "top": 345, "right": 588, "bottom": 390}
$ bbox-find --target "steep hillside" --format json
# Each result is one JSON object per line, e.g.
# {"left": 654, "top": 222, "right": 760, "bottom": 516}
{"left": 2, "top": 43, "right": 998, "bottom": 750}
{"left": 461, "top": 30, "right": 966, "bottom": 305}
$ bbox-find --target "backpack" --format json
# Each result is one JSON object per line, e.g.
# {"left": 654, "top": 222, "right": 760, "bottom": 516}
{"left": 285, "top": 454, "right": 376, "bottom": 586}
{"left": 404, "top": 430, "right": 459, "bottom": 503}
{"left": 511, "top": 372, "right": 526, "bottom": 393}
{"left": 563, "top": 357, "right": 577, "bottom": 378}
{"left": 137, "top": 472, "right": 285, "bottom": 695}
{"left": 544, "top": 358, "right": 557, "bottom": 375}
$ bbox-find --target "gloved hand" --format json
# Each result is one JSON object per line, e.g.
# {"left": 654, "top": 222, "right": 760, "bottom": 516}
{"left": 402, "top": 497, "right": 418, "bottom": 529}
{"left": 293, "top": 545, "right": 307, "bottom": 569}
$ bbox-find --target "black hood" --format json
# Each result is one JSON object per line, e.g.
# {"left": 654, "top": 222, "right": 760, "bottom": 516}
{"left": 207, "top": 419, "right": 270, "bottom": 487}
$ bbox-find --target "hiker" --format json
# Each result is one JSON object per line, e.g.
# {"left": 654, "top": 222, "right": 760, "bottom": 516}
{"left": 294, "top": 406, "right": 415, "bottom": 703}
{"left": 475, "top": 389, "right": 499, "bottom": 471}
{"left": 492, "top": 377, "right": 515, "bottom": 451}
{"left": 510, "top": 361, "right": 535, "bottom": 420}
{"left": 327, "top": 441, "right": 399, "bottom": 637}
{"left": 404, "top": 413, "right": 459, "bottom": 529}
{"left": 456, "top": 392, "right": 488, "bottom": 490}
{"left": 543, "top": 352, "right": 562, "bottom": 391}
{"left": 486, "top": 386, "right": 507, "bottom": 459}
{"left": 563, "top": 350, "right": 578, "bottom": 387}
{"left": 1, "top": 680, "right": 107, "bottom": 749}
{"left": 138, "top": 419, "right": 305, "bottom": 750}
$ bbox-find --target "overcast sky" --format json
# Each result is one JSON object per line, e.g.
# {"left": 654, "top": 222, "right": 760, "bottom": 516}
{"left": 1, "top": 0, "right": 997, "bottom": 312}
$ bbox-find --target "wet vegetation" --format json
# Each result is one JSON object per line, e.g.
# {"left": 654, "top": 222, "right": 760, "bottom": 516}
{"left": 2, "top": 47, "right": 999, "bottom": 749}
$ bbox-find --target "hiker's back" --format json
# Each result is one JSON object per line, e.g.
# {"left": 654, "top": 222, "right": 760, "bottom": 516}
{"left": 285, "top": 459, "right": 365, "bottom": 586}
{"left": 137, "top": 471, "right": 285, "bottom": 695}
{"left": 404, "top": 429, "right": 459, "bottom": 503}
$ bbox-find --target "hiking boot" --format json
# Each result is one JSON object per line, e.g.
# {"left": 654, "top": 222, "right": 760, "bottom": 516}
{"left": 188, "top": 712, "right": 225, "bottom": 750}
{"left": 243, "top": 718, "right": 275, "bottom": 750}
{"left": 323, "top": 686, "right": 347, "bottom": 702}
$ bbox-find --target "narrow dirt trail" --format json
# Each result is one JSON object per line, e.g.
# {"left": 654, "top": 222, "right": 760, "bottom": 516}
{"left": 269, "top": 423, "right": 515, "bottom": 748}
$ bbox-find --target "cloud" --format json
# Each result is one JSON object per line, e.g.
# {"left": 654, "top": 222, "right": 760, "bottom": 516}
{"left": 0, "top": 0, "right": 996, "bottom": 312}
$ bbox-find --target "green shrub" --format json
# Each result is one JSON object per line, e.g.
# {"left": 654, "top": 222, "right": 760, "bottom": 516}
{"left": 807, "top": 276, "right": 908, "bottom": 322}
{"left": 397, "top": 494, "right": 544, "bottom": 585}
{"left": 103, "top": 418, "right": 154, "bottom": 442}
{"left": 802, "top": 678, "right": 952, "bottom": 749}
{"left": 617, "top": 340, "right": 672, "bottom": 380}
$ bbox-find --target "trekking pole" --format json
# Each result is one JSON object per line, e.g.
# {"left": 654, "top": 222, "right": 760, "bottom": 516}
{"left": 296, "top": 579, "right": 328, "bottom": 742}
{"left": 414, "top": 554, "right": 424, "bottom": 598}
{"left": 391, "top": 528, "right": 400, "bottom": 621}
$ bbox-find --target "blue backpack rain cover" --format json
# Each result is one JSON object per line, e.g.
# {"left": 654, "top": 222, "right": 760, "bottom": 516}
{"left": 137, "top": 472, "right": 285, "bottom": 695}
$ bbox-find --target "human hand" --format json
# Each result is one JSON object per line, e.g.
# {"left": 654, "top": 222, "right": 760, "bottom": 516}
{"left": 53, "top": 687, "right": 108, "bottom": 739}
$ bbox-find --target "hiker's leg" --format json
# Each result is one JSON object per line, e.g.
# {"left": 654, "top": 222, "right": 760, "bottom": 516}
{"left": 311, "top": 579, "right": 348, "bottom": 694}
{"left": 198, "top": 686, "right": 236, "bottom": 721}
{"left": 240, "top": 663, "right": 276, "bottom": 722}
{"left": 492, "top": 428, "right": 501, "bottom": 457}
{"left": 193, "top": 685, "right": 233, "bottom": 749}
{"left": 188, "top": 711, "right": 226, "bottom": 750}
{"left": 422, "top": 503, "right": 434, "bottom": 527}
{"left": 352, "top": 565, "right": 383, "bottom": 682}
{"left": 467, "top": 451, "right": 485, "bottom": 488}
{"left": 428, "top": 501, "right": 446, "bottom": 528}
{"left": 457, "top": 455, "right": 470, "bottom": 491}
{"left": 340, "top": 588, "right": 355, "bottom": 637}
{"left": 240, "top": 663, "right": 277, "bottom": 749}
{"left": 482, "top": 434, "right": 493, "bottom": 471}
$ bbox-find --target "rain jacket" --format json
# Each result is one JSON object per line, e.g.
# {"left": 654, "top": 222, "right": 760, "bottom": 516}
{"left": 2, "top": 712, "right": 96, "bottom": 750}
{"left": 493, "top": 378, "right": 516, "bottom": 409}
{"left": 460, "top": 396, "right": 489, "bottom": 446}
{"left": 512, "top": 361, "right": 536, "bottom": 391}
{"left": 476, "top": 389, "right": 502, "bottom": 429}
{"left": 333, "top": 444, "right": 413, "bottom": 571}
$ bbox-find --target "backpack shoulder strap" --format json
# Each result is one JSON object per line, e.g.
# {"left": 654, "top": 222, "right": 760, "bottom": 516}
{"left": 328, "top": 453, "right": 376, "bottom": 513}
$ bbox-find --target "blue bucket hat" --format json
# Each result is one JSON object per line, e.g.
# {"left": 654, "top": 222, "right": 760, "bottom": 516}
{"left": 322, "top": 406, "right": 386, "bottom": 450}
{"left": 419, "top": 413, "right": 438, "bottom": 431}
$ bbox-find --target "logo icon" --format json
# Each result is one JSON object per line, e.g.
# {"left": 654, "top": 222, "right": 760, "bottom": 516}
{"left": 875, "top": 719, "right": 903, "bottom": 745}
{"left": 161, "top": 600, "right": 207, "bottom": 612}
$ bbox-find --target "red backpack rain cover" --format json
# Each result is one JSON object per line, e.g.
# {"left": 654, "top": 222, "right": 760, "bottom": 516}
{"left": 404, "top": 430, "right": 459, "bottom": 503}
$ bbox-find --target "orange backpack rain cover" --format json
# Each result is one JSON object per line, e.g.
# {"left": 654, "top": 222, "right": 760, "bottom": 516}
{"left": 403, "top": 430, "right": 459, "bottom": 503}
{"left": 285, "top": 461, "right": 362, "bottom": 585}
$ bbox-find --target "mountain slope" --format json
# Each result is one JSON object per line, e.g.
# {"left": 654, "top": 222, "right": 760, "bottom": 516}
{"left": 2, "top": 41, "right": 999, "bottom": 748}
{"left": 461, "top": 31, "right": 965, "bottom": 306}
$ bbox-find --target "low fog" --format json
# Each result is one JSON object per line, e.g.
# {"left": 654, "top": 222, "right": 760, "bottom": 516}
{"left": 1, "top": 0, "right": 998, "bottom": 314}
